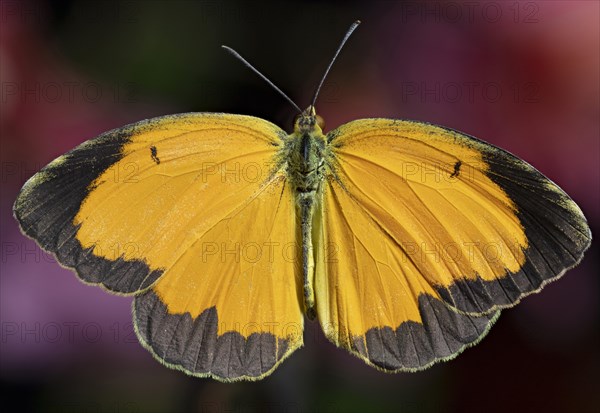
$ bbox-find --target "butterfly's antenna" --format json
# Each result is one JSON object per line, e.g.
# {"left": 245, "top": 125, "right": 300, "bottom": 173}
{"left": 222, "top": 45, "right": 302, "bottom": 113}
{"left": 311, "top": 20, "right": 361, "bottom": 109}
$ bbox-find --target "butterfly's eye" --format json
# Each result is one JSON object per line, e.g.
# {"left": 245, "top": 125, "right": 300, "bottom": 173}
{"left": 316, "top": 115, "right": 325, "bottom": 131}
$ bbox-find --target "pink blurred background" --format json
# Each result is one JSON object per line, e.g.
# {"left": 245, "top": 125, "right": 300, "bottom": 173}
{"left": 1, "top": 1, "right": 598, "bottom": 412}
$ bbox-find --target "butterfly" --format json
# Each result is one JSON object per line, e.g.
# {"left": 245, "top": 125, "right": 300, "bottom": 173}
{"left": 13, "top": 21, "right": 591, "bottom": 381}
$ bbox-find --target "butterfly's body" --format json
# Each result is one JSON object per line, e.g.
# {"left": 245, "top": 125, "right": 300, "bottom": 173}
{"left": 281, "top": 107, "right": 328, "bottom": 319}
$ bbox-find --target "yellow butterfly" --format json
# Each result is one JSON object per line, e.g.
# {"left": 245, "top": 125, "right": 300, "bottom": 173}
{"left": 13, "top": 21, "right": 591, "bottom": 382}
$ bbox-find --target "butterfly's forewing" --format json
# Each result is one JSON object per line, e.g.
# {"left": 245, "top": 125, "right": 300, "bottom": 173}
{"left": 14, "top": 113, "right": 304, "bottom": 381}
{"left": 315, "top": 119, "right": 590, "bottom": 371}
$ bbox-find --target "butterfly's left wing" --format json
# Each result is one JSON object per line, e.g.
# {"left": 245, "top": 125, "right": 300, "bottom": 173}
{"left": 14, "top": 113, "right": 304, "bottom": 381}
{"left": 314, "top": 119, "right": 591, "bottom": 371}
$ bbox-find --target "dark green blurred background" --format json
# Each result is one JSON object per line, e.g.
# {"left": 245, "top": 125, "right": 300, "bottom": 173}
{"left": 1, "top": 1, "right": 598, "bottom": 412}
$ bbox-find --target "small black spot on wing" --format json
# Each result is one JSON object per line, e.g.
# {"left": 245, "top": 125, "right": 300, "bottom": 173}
{"left": 150, "top": 146, "right": 160, "bottom": 164}
{"left": 450, "top": 160, "right": 461, "bottom": 178}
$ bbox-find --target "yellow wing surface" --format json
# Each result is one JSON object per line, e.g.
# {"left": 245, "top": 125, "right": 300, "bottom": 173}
{"left": 315, "top": 119, "right": 591, "bottom": 371}
{"left": 13, "top": 113, "right": 304, "bottom": 381}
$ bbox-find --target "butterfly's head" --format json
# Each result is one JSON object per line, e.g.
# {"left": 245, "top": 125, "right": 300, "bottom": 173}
{"left": 294, "top": 106, "right": 325, "bottom": 135}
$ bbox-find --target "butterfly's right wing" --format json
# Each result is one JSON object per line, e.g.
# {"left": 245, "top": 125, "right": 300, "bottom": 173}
{"left": 314, "top": 118, "right": 589, "bottom": 372}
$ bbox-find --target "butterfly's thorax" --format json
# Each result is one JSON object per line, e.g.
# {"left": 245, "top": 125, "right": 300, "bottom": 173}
{"left": 286, "top": 114, "right": 327, "bottom": 197}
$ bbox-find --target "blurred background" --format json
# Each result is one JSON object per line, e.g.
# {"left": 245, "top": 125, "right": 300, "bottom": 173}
{"left": 1, "top": 1, "right": 598, "bottom": 412}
